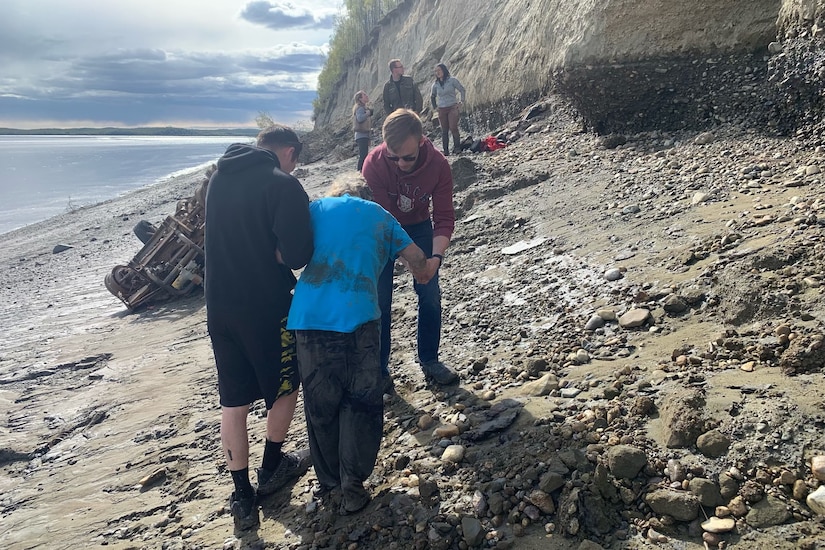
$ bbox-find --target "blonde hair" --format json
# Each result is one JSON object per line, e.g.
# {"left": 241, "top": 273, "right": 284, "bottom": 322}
{"left": 352, "top": 90, "right": 366, "bottom": 115}
{"left": 326, "top": 172, "right": 374, "bottom": 200}
{"left": 382, "top": 109, "right": 423, "bottom": 151}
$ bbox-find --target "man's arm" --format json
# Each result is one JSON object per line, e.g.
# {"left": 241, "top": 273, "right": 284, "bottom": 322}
{"left": 399, "top": 243, "right": 439, "bottom": 284}
{"left": 273, "top": 179, "right": 314, "bottom": 269}
{"left": 430, "top": 161, "right": 455, "bottom": 256}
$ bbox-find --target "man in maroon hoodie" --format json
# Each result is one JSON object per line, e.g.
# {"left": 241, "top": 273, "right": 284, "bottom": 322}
{"left": 361, "top": 109, "right": 458, "bottom": 387}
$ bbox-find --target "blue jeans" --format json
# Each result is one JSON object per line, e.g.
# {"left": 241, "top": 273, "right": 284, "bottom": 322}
{"left": 378, "top": 219, "right": 441, "bottom": 375}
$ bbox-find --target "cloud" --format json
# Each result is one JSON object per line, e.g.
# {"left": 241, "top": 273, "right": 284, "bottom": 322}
{"left": 240, "top": 1, "right": 337, "bottom": 31}
{"left": 0, "top": 0, "right": 338, "bottom": 128}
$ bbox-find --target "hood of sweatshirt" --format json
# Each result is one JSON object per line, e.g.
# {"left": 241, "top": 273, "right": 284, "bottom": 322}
{"left": 216, "top": 143, "right": 280, "bottom": 174}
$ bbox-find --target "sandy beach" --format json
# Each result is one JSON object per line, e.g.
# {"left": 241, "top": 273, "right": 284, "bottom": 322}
{"left": 3, "top": 108, "right": 825, "bottom": 549}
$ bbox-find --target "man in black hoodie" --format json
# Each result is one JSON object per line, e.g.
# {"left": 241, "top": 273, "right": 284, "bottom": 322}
{"left": 205, "top": 125, "right": 314, "bottom": 531}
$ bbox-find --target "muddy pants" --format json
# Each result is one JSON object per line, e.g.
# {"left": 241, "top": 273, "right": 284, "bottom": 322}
{"left": 295, "top": 321, "right": 383, "bottom": 503}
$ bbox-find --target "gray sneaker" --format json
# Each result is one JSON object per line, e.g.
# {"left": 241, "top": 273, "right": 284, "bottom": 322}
{"left": 229, "top": 491, "right": 259, "bottom": 531}
{"left": 256, "top": 449, "right": 311, "bottom": 496}
{"left": 421, "top": 361, "right": 459, "bottom": 385}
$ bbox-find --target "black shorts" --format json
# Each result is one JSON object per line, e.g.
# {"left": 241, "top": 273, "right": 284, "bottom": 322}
{"left": 208, "top": 312, "right": 299, "bottom": 409}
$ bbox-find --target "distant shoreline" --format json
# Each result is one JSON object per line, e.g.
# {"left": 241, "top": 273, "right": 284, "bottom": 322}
{"left": 0, "top": 126, "right": 259, "bottom": 137}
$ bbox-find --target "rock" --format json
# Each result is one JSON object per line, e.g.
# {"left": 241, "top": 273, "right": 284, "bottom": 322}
{"left": 696, "top": 429, "right": 730, "bottom": 457}
{"left": 520, "top": 373, "right": 559, "bottom": 396}
{"left": 807, "top": 486, "right": 825, "bottom": 515}
{"left": 433, "top": 424, "right": 460, "bottom": 438}
{"left": 662, "top": 294, "right": 688, "bottom": 313}
{"left": 501, "top": 237, "right": 547, "bottom": 255}
{"left": 745, "top": 496, "right": 790, "bottom": 528}
{"left": 646, "top": 489, "right": 700, "bottom": 521}
{"left": 585, "top": 314, "right": 605, "bottom": 330}
{"left": 52, "top": 244, "right": 73, "bottom": 254}
{"left": 694, "top": 132, "right": 715, "bottom": 145}
{"left": 701, "top": 516, "right": 735, "bottom": 533}
{"left": 560, "top": 387, "right": 581, "bottom": 398}
{"left": 718, "top": 472, "right": 739, "bottom": 499}
{"left": 417, "top": 414, "right": 435, "bottom": 430}
{"left": 607, "top": 445, "right": 647, "bottom": 480}
{"left": 598, "top": 134, "right": 627, "bottom": 149}
{"left": 528, "top": 489, "right": 556, "bottom": 514}
{"left": 689, "top": 478, "right": 724, "bottom": 507}
{"left": 604, "top": 267, "right": 623, "bottom": 281}
{"left": 461, "top": 516, "right": 484, "bottom": 547}
{"left": 442, "top": 445, "right": 465, "bottom": 463}
{"left": 811, "top": 456, "right": 825, "bottom": 481}
{"left": 659, "top": 389, "right": 706, "bottom": 448}
{"left": 692, "top": 192, "right": 710, "bottom": 205}
{"left": 647, "top": 527, "right": 668, "bottom": 543}
{"left": 728, "top": 496, "right": 748, "bottom": 517}
{"left": 539, "top": 471, "right": 566, "bottom": 493}
{"left": 793, "top": 479, "right": 809, "bottom": 501}
{"left": 596, "top": 308, "right": 617, "bottom": 321}
{"left": 618, "top": 308, "right": 650, "bottom": 328}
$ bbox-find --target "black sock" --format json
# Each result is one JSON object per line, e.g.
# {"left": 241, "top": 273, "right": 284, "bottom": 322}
{"left": 262, "top": 439, "right": 284, "bottom": 472}
{"left": 230, "top": 468, "right": 254, "bottom": 500}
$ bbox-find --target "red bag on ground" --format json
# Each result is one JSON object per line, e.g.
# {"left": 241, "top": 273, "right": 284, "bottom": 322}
{"left": 483, "top": 136, "right": 506, "bottom": 151}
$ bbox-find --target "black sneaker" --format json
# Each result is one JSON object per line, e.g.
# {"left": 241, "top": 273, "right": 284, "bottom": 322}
{"left": 421, "top": 361, "right": 459, "bottom": 385}
{"left": 339, "top": 487, "right": 371, "bottom": 516}
{"left": 229, "top": 491, "right": 259, "bottom": 531}
{"left": 256, "top": 449, "right": 311, "bottom": 496}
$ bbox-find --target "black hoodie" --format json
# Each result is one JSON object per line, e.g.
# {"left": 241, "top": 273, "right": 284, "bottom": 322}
{"left": 204, "top": 143, "right": 313, "bottom": 317}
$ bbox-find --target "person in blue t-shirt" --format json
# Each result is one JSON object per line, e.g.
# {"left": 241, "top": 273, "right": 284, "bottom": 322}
{"left": 287, "top": 173, "right": 438, "bottom": 515}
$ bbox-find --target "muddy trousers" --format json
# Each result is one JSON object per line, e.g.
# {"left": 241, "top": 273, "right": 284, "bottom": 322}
{"left": 295, "top": 321, "right": 383, "bottom": 504}
{"left": 378, "top": 220, "right": 441, "bottom": 376}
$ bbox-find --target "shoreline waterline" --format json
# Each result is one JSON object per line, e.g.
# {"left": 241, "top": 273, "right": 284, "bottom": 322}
{"left": 0, "top": 135, "right": 249, "bottom": 236}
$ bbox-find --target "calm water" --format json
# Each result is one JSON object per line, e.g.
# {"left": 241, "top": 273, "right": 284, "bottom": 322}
{"left": 0, "top": 135, "right": 252, "bottom": 235}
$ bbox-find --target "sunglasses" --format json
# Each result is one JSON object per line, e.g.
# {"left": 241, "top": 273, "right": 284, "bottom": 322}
{"left": 386, "top": 153, "right": 417, "bottom": 162}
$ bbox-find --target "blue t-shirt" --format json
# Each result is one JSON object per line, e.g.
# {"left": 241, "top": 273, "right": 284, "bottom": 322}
{"left": 287, "top": 195, "right": 413, "bottom": 333}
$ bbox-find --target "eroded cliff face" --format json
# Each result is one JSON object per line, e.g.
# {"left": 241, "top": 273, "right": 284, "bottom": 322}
{"left": 313, "top": 0, "right": 800, "bottom": 138}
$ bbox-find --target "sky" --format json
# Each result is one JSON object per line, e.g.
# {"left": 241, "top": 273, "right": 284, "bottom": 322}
{"left": 0, "top": 0, "right": 342, "bottom": 129}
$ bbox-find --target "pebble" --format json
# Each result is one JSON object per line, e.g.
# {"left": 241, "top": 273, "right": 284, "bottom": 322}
{"left": 441, "top": 445, "right": 465, "bottom": 463}
{"left": 560, "top": 387, "right": 581, "bottom": 398}
{"left": 618, "top": 308, "right": 650, "bottom": 328}
{"left": 702, "top": 516, "right": 735, "bottom": 533}
{"left": 418, "top": 414, "right": 435, "bottom": 430}
{"left": 811, "top": 455, "right": 825, "bottom": 481}
{"left": 604, "top": 267, "right": 623, "bottom": 281}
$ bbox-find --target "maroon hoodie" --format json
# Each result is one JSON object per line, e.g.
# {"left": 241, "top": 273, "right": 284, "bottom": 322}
{"left": 362, "top": 138, "right": 455, "bottom": 240}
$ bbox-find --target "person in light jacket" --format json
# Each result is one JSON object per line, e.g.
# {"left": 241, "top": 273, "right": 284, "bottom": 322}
{"left": 430, "top": 63, "right": 466, "bottom": 155}
{"left": 352, "top": 90, "right": 373, "bottom": 172}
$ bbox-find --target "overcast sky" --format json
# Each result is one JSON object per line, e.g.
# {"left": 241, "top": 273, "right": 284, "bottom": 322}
{"left": 0, "top": 0, "right": 340, "bottom": 129}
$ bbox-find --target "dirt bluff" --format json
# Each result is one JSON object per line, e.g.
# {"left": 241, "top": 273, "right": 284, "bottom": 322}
{"left": 313, "top": 0, "right": 823, "bottom": 138}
